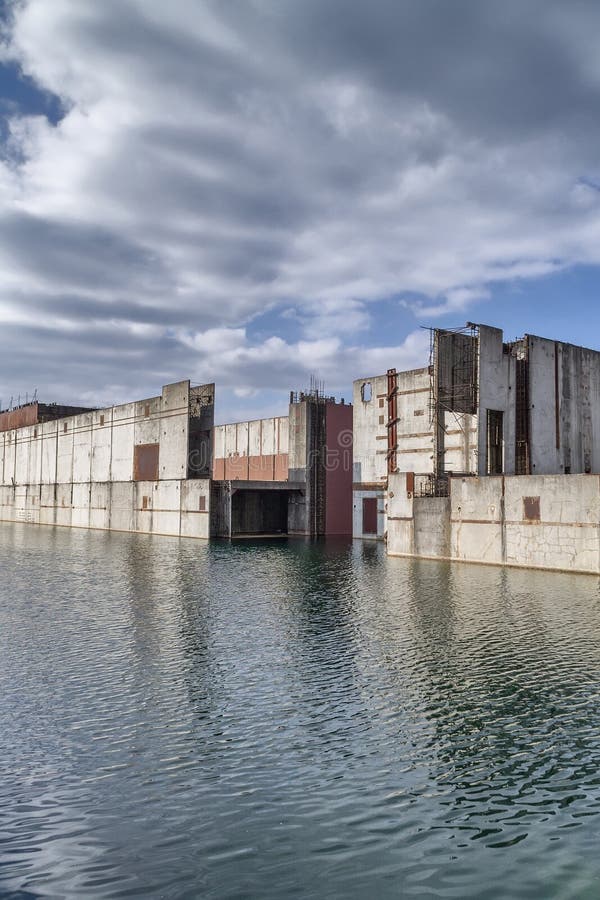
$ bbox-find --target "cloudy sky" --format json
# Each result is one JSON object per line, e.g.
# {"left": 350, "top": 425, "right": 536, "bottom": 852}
{"left": 2, "top": 0, "right": 600, "bottom": 422}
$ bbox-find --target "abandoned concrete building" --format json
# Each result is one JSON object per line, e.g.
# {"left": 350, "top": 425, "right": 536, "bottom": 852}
{"left": 353, "top": 323, "right": 600, "bottom": 541}
{"left": 5, "top": 320, "right": 600, "bottom": 571}
{"left": 352, "top": 322, "right": 600, "bottom": 574}
{"left": 211, "top": 391, "right": 352, "bottom": 537}
{"left": 0, "top": 380, "right": 352, "bottom": 540}
{"left": 0, "top": 381, "right": 215, "bottom": 539}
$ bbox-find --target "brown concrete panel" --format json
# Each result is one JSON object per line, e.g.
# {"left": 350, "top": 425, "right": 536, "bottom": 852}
{"left": 0, "top": 404, "right": 38, "bottom": 432}
{"left": 225, "top": 455, "right": 249, "bottom": 480}
{"left": 325, "top": 403, "right": 353, "bottom": 535}
{"left": 523, "top": 496, "right": 541, "bottom": 521}
{"left": 213, "top": 457, "right": 225, "bottom": 480}
{"left": 248, "top": 455, "right": 274, "bottom": 480}
{"left": 133, "top": 443, "right": 159, "bottom": 481}
{"left": 274, "top": 453, "right": 289, "bottom": 481}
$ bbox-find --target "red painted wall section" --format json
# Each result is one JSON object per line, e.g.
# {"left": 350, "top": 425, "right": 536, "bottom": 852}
{"left": 0, "top": 404, "right": 39, "bottom": 432}
{"left": 213, "top": 453, "right": 289, "bottom": 482}
{"left": 325, "top": 403, "right": 353, "bottom": 535}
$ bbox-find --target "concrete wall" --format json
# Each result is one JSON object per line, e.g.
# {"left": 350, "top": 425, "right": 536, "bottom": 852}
{"left": 387, "top": 471, "right": 600, "bottom": 574}
{"left": 213, "top": 415, "right": 289, "bottom": 481}
{"left": 352, "top": 368, "right": 433, "bottom": 539}
{"left": 352, "top": 374, "right": 390, "bottom": 489}
{"left": 477, "top": 325, "right": 514, "bottom": 475}
{"left": 528, "top": 336, "right": 600, "bottom": 476}
{"left": 0, "top": 380, "right": 213, "bottom": 541}
{"left": 0, "top": 380, "right": 200, "bottom": 489}
{"left": 0, "top": 478, "right": 210, "bottom": 539}
{"left": 352, "top": 488, "right": 386, "bottom": 540}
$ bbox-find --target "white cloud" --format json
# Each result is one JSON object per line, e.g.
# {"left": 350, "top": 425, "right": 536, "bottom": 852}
{"left": 2, "top": 0, "right": 600, "bottom": 414}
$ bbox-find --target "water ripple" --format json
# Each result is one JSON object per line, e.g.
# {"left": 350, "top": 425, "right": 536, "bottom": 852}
{"left": 2, "top": 524, "right": 600, "bottom": 897}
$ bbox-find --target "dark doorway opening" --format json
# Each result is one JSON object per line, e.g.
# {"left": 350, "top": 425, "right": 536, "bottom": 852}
{"left": 231, "top": 490, "right": 288, "bottom": 536}
{"left": 362, "top": 497, "right": 378, "bottom": 535}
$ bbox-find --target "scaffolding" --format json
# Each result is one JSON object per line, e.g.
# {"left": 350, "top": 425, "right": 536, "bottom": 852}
{"left": 428, "top": 323, "right": 479, "bottom": 481}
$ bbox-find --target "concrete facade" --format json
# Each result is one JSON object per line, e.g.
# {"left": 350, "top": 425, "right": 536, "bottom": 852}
{"left": 0, "top": 381, "right": 214, "bottom": 539}
{"left": 211, "top": 393, "right": 352, "bottom": 537}
{"left": 387, "top": 471, "right": 600, "bottom": 575}
{"left": 354, "top": 323, "right": 600, "bottom": 541}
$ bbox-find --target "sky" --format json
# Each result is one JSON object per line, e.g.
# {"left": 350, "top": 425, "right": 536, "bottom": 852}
{"left": 1, "top": 0, "right": 600, "bottom": 423}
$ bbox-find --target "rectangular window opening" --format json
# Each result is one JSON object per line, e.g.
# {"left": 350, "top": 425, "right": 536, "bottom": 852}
{"left": 486, "top": 409, "right": 503, "bottom": 475}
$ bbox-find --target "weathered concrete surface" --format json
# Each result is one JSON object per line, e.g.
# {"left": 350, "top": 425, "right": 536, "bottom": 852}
{"left": 387, "top": 472, "right": 600, "bottom": 574}
{"left": 0, "top": 379, "right": 213, "bottom": 540}
{"left": 0, "top": 478, "right": 210, "bottom": 538}
{"left": 213, "top": 416, "right": 289, "bottom": 482}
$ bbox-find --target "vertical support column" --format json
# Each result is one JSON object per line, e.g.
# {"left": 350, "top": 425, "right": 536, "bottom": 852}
{"left": 386, "top": 368, "right": 398, "bottom": 475}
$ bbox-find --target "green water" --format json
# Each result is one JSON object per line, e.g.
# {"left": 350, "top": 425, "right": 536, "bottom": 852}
{"left": 1, "top": 522, "right": 600, "bottom": 898}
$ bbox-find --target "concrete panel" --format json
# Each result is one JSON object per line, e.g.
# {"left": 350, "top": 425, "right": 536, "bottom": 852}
{"left": 278, "top": 417, "right": 289, "bottom": 454}
{"left": 55, "top": 483, "right": 73, "bottom": 527}
{"left": 236, "top": 421, "right": 249, "bottom": 457}
{"left": 352, "top": 488, "right": 385, "bottom": 539}
{"left": 109, "top": 482, "right": 135, "bottom": 532}
{"left": 504, "top": 474, "right": 600, "bottom": 525}
{"left": 180, "top": 480, "right": 210, "bottom": 539}
{"left": 56, "top": 426, "right": 74, "bottom": 484}
{"left": 152, "top": 480, "right": 181, "bottom": 535}
{"left": 414, "top": 497, "right": 450, "bottom": 557}
{"left": 41, "top": 423, "right": 58, "bottom": 484}
{"left": 134, "top": 398, "right": 161, "bottom": 446}
{"left": 72, "top": 414, "right": 93, "bottom": 483}
{"left": 248, "top": 420, "right": 261, "bottom": 456}
{"left": 248, "top": 455, "right": 274, "bottom": 480}
{"left": 2, "top": 433, "right": 16, "bottom": 486}
{"left": 39, "top": 484, "right": 57, "bottom": 526}
{"left": 225, "top": 455, "right": 249, "bottom": 480}
{"left": 71, "top": 482, "right": 91, "bottom": 528}
{"left": 288, "top": 402, "right": 307, "bottom": 477}
{"left": 89, "top": 483, "right": 110, "bottom": 530}
{"left": 213, "top": 457, "right": 225, "bottom": 480}
{"left": 159, "top": 381, "right": 190, "bottom": 481}
{"left": 213, "top": 426, "right": 226, "bottom": 459}
{"left": 477, "top": 325, "right": 513, "bottom": 475}
{"left": 274, "top": 453, "right": 289, "bottom": 481}
{"left": 111, "top": 403, "right": 135, "bottom": 481}
{"left": 14, "top": 430, "right": 31, "bottom": 484}
{"left": 353, "top": 373, "right": 388, "bottom": 485}
{"left": 91, "top": 417, "right": 112, "bottom": 482}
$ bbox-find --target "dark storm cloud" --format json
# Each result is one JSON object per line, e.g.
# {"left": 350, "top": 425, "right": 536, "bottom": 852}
{"left": 0, "top": 211, "right": 167, "bottom": 292}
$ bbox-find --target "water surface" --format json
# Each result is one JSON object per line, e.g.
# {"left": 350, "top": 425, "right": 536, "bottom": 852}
{"left": 2, "top": 522, "right": 600, "bottom": 898}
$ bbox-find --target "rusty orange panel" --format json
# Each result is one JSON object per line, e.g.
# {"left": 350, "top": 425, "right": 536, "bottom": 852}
{"left": 213, "top": 457, "right": 225, "bottom": 480}
{"left": 274, "top": 453, "right": 289, "bottom": 481}
{"left": 133, "top": 443, "right": 159, "bottom": 481}
{"left": 248, "top": 454, "right": 274, "bottom": 480}
{"left": 0, "top": 404, "right": 39, "bottom": 433}
{"left": 523, "top": 496, "right": 540, "bottom": 521}
{"left": 225, "top": 455, "right": 249, "bottom": 480}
